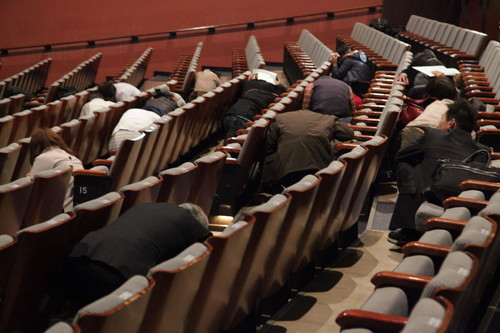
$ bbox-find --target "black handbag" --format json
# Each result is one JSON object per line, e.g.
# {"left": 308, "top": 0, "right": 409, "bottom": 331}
{"left": 428, "top": 149, "right": 500, "bottom": 203}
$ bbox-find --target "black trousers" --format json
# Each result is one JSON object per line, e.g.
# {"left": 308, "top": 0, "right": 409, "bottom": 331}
{"left": 49, "top": 257, "right": 126, "bottom": 323}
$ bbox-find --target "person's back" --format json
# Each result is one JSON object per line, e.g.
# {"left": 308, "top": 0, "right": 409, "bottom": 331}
{"left": 114, "top": 82, "right": 141, "bottom": 101}
{"left": 309, "top": 77, "right": 354, "bottom": 120}
{"left": 50, "top": 202, "right": 210, "bottom": 322}
{"left": 331, "top": 48, "right": 371, "bottom": 84}
{"left": 108, "top": 108, "right": 161, "bottom": 151}
{"left": 70, "top": 202, "right": 211, "bottom": 278}
{"left": 80, "top": 93, "right": 115, "bottom": 117}
{"left": 262, "top": 110, "right": 354, "bottom": 189}
{"left": 193, "top": 69, "right": 220, "bottom": 96}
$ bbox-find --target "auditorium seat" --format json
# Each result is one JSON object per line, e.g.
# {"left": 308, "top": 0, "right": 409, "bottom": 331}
{"left": 71, "top": 192, "right": 124, "bottom": 244}
{"left": 215, "top": 118, "right": 269, "bottom": 215}
{"left": 9, "top": 110, "right": 33, "bottom": 143}
{"left": 73, "top": 275, "right": 154, "bottom": 333}
{"left": 11, "top": 137, "right": 31, "bottom": 181}
{"left": 0, "top": 178, "right": 32, "bottom": 235}
{"left": 337, "top": 250, "right": 478, "bottom": 333}
{"left": 187, "top": 217, "right": 255, "bottom": 333}
{"left": 0, "top": 213, "right": 76, "bottom": 332}
{"left": 291, "top": 160, "right": 347, "bottom": 273}
{"left": 338, "top": 136, "right": 389, "bottom": 242}
{"left": 118, "top": 176, "right": 162, "bottom": 214}
{"left": 0, "top": 235, "right": 17, "bottom": 303}
{"left": 0, "top": 142, "right": 21, "bottom": 184}
{"left": 145, "top": 115, "right": 173, "bottom": 176}
{"left": 73, "top": 134, "right": 145, "bottom": 204}
{"left": 22, "top": 164, "right": 73, "bottom": 228}
{"left": 260, "top": 175, "right": 321, "bottom": 301}
{"left": 338, "top": 296, "right": 452, "bottom": 333}
{"left": 319, "top": 146, "right": 368, "bottom": 249}
{"left": 58, "top": 119, "right": 83, "bottom": 151}
{"left": 44, "top": 322, "right": 78, "bottom": 333}
{"left": 187, "top": 151, "right": 227, "bottom": 215}
{"left": 0, "top": 115, "right": 14, "bottom": 148}
{"left": 222, "top": 193, "right": 292, "bottom": 331}
{"left": 129, "top": 125, "right": 160, "bottom": 183}
{"left": 140, "top": 243, "right": 212, "bottom": 333}
{"left": 157, "top": 162, "right": 198, "bottom": 204}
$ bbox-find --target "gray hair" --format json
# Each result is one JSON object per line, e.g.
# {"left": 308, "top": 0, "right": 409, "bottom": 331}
{"left": 179, "top": 203, "right": 209, "bottom": 228}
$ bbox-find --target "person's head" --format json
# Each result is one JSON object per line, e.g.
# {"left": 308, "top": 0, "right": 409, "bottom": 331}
{"left": 29, "top": 128, "right": 75, "bottom": 164}
{"left": 97, "top": 82, "right": 117, "bottom": 101}
{"left": 88, "top": 92, "right": 104, "bottom": 101}
{"left": 423, "top": 76, "right": 457, "bottom": 100}
{"left": 438, "top": 98, "right": 478, "bottom": 132}
{"left": 336, "top": 44, "right": 352, "bottom": 57}
{"left": 179, "top": 203, "right": 209, "bottom": 229}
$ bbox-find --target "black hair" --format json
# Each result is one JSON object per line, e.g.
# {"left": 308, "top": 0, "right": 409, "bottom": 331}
{"left": 97, "top": 82, "right": 116, "bottom": 101}
{"left": 445, "top": 98, "right": 478, "bottom": 133}
{"left": 424, "top": 76, "right": 457, "bottom": 100}
{"left": 336, "top": 44, "right": 352, "bottom": 57}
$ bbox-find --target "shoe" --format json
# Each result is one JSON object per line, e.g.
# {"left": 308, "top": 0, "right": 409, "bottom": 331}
{"left": 387, "top": 229, "right": 421, "bottom": 247}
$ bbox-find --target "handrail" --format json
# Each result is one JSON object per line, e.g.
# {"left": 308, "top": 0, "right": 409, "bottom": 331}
{"left": 1, "top": 5, "right": 381, "bottom": 56}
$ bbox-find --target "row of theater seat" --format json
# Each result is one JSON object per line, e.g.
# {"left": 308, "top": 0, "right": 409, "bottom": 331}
{"left": 232, "top": 35, "right": 265, "bottom": 78}
{"left": 0, "top": 46, "right": 154, "bottom": 142}
{"left": 336, "top": 181, "right": 500, "bottom": 332}
{"left": 283, "top": 29, "right": 333, "bottom": 83}
{"left": 170, "top": 41, "right": 203, "bottom": 95}
{"left": 27, "top": 53, "right": 102, "bottom": 107}
{"left": 0, "top": 58, "right": 52, "bottom": 101}
{"left": 0, "top": 148, "right": 227, "bottom": 238}
{"left": 214, "top": 61, "right": 332, "bottom": 215}
{"left": 399, "top": 14, "right": 488, "bottom": 67}
{"left": 459, "top": 40, "right": 500, "bottom": 108}
{"left": 337, "top": 22, "right": 411, "bottom": 72}
{"left": 72, "top": 73, "right": 250, "bottom": 203}
{"left": 38, "top": 123, "right": 390, "bottom": 332}
{"left": 113, "top": 47, "right": 153, "bottom": 86}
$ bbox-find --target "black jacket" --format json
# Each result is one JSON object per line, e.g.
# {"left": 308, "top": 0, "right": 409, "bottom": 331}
{"left": 70, "top": 203, "right": 211, "bottom": 278}
{"left": 331, "top": 51, "right": 372, "bottom": 83}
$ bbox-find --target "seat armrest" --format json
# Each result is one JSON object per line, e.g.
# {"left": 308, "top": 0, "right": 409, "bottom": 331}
{"left": 348, "top": 124, "right": 377, "bottom": 133}
{"left": 401, "top": 241, "right": 451, "bottom": 257}
{"left": 336, "top": 309, "right": 407, "bottom": 332}
{"left": 92, "top": 159, "right": 113, "bottom": 166}
{"left": 423, "top": 217, "right": 468, "bottom": 231}
{"left": 371, "top": 271, "right": 432, "bottom": 289}
{"left": 442, "top": 196, "right": 488, "bottom": 210}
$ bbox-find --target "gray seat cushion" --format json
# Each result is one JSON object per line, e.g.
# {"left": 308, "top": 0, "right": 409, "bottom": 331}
{"left": 458, "top": 190, "right": 485, "bottom": 200}
{"left": 360, "top": 287, "right": 408, "bottom": 317}
{"left": 421, "top": 251, "right": 473, "bottom": 298}
{"left": 73, "top": 275, "right": 149, "bottom": 322}
{"left": 451, "top": 216, "right": 492, "bottom": 252}
{"left": 418, "top": 229, "right": 453, "bottom": 247}
{"left": 43, "top": 322, "right": 74, "bottom": 333}
{"left": 16, "top": 213, "right": 72, "bottom": 234}
{"left": 73, "top": 192, "right": 122, "bottom": 211}
{"left": 148, "top": 243, "right": 207, "bottom": 273}
{"left": 248, "top": 194, "right": 288, "bottom": 215}
{"left": 440, "top": 207, "right": 471, "bottom": 221}
{"left": 394, "top": 255, "right": 435, "bottom": 277}
{"left": 415, "top": 202, "right": 445, "bottom": 231}
{"left": 401, "top": 297, "right": 446, "bottom": 333}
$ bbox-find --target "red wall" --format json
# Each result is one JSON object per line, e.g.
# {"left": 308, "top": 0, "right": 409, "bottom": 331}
{"left": 0, "top": 0, "right": 382, "bottom": 83}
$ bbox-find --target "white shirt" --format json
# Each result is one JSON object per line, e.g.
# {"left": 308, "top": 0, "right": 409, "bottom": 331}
{"left": 80, "top": 98, "right": 115, "bottom": 117}
{"left": 407, "top": 99, "right": 453, "bottom": 128}
{"left": 112, "top": 108, "right": 161, "bottom": 135}
{"left": 114, "top": 82, "right": 141, "bottom": 102}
